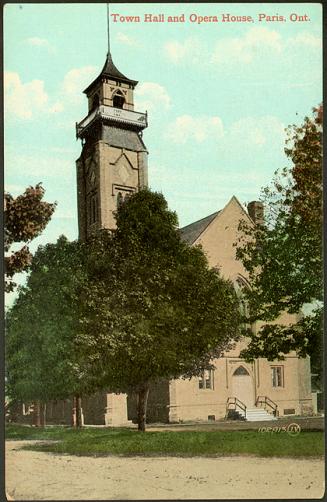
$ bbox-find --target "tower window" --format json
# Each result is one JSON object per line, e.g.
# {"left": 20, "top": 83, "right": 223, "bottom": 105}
{"left": 88, "top": 192, "right": 99, "bottom": 225}
{"left": 113, "top": 91, "right": 125, "bottom": 109}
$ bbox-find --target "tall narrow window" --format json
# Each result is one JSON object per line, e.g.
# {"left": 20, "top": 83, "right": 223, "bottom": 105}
{"left": 271, "top": 366, "right": 284, "bottom": 388}
{"left": 95, "top": 194, "right": 99, "bottom": 222}
{"left": 198, "top": 369, "right": 214, "bottom": 390}
{"left": 117, "top": 192, "right": 123, "bottom": 209}
{"left": 88, "top": 197, "right": 92, "bottom": 225}
{"left": 234, "top": 277, "right": 249, "bottom": 319}
{"left": 92, "top": 197, "right": 96, "bottom": 223}
{"left": 88, "top": 192, "right": 98, "bottom": 225}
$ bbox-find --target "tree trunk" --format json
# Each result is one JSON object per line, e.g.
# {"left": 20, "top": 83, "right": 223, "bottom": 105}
{"left": 77, "top": 396, "right": 82, "bottom": 428}
{"left": 40, "top": 402, "right": 46, "bottom": 427}
{"left": 33, "top": 401, "right": 41, "bottom": 427}
{"left": 137, "top": 384, "right": 149, "bottom": 432}
{"left": 72, "top": 396, "right": 76, "bottom": 427}
{"left": 73, "top": 395, "right": 83, "bottom": 428}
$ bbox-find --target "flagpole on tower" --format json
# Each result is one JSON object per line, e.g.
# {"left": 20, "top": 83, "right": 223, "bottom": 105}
{"left": 107, "top": 3, "right": 110, "bottom": 54}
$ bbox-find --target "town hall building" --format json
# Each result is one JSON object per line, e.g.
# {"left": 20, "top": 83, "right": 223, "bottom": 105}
{"left": 73, "top": 49, "right": 313, "bottom": 424}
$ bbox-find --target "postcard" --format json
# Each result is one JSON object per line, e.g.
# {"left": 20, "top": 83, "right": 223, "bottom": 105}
{"left": 4, "top": 2, "right": 323, "bottom": 500}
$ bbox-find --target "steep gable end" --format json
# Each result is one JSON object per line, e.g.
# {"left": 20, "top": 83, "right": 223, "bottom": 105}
{"left": 180, "top": 211, "right": 220, "bottom": 245}
{"left": 179, "top": 196, "right": 252, "bottom": 246}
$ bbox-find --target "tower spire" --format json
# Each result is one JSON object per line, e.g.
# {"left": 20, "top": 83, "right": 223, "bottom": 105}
{"left": 107, "top": 3, "right": 110, "bottom": 54}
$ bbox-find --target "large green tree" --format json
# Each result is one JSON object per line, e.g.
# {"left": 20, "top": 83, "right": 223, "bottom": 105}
{"left": 77, "top": 189, "right": 241, "bottom": 431}
{"left": 7, "top": 190, "right": 241, "bottom": 430}
{"left": 5, "top": 184, "right": 56, "bottom": 292}
{"left": 6, "top": 236, "right": 90, "bottom": 426}
{"left": 236, "top": 106, "right": 323, "bottom": 382}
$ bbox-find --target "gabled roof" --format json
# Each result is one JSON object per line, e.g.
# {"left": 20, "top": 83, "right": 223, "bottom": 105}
{"left": 179, "top": 196, "right": 253, "bottom": 246}
{"left": 180, "top": 211, "right": 220, "bottom": 245}
{"left": 84, "top": 52, "right": 138, "bottom": 94}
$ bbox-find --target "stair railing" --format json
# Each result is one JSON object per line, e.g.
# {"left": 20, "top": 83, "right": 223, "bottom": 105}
{"left": 256, "top": 396, "right": 278, "bottom": 417}
{"left": 226, "top": 397, "right": 247, "bottom": 419}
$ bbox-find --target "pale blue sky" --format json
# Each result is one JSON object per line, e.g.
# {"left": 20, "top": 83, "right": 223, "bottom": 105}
{"left": 4, "top": 3, "right": 322, "bottom": 303}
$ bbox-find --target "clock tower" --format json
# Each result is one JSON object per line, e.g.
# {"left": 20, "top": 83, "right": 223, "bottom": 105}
{"left": 76, "top": 51, "right": 148, "bottom": 239}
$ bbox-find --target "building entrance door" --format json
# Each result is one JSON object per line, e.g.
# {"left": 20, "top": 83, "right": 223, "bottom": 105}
{"left": 231, "top": 366, "right": 254, "bottom": 407}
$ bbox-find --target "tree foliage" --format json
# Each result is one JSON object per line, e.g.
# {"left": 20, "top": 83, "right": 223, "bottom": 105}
{"left": 5, "top": 184, "right": 56, "bottom": 292}
{"left": 6, "top": 189, "right": 241, "bottom": 430}
{"left": 6, "top": 236, "right": 89, "bottom": 409}
{"left": 77, "top": 189, "right": 241, "bottom": 430}
{"left": 236, "top": 106, "right": 323, "bottom": 379}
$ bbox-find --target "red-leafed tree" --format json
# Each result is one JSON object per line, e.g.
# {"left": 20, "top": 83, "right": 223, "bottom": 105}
{"left": 5, "top": 184, "right": 56, "bottom": 292}
{"left": 236, "top": 105, "right": 323, "bottom": 384}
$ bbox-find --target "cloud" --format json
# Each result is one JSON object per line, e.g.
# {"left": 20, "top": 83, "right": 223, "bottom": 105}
{"left": 134, "top": 82, "right": 171, "bottom": 112}
{"left": 164, "top": 27, "right": 321, "bottom": 68}
{"left": 166, "top": 115, "right": 224, "bottom": 144}
{"left": 165, "top": 113, "right": 284, "bottom": 148}
{"left": 4, "top": 184, "right": 26, "bottom": 196}
{"left": 61, "top": 66, "right": 97, "bottom": 103}
{"left": 25, "top": 36, "right": 55, "bottom": 52}
{"left": 212, "top": 27, "right": 282, "bottom": 64}
{"left": 164, "top": 29, "right": 282, "bottom": 66}
{"left": 287, "top": 32, "right": 322, "bottom": 49}
{"left": 49, "top": 101, "right": 65, "bottom": 114}
{"left": 4, "top": 65, "right": 97, "bottom": 121}
{"left": 4, "top": 71, "right": 49, "bottom": 120}
{"left": 163, "top": 37, "right": 203, "bottom": 64}
{"left": 227, "top": 115, "right": 285, "bottom": 148}
{"left": 116, "top": 32, "right": 140, "bottom": 47}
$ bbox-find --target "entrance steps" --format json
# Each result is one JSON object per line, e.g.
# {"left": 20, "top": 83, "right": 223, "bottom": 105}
{"left": 226, "top": 397, "right": 278, "bottom": 422}
{"left": 238, "top": 407, "right": 277, "bottom": 422}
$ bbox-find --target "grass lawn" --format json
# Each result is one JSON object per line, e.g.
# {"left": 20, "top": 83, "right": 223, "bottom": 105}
{"left": 6, "top": 424, "right": 324, "bottom": 458}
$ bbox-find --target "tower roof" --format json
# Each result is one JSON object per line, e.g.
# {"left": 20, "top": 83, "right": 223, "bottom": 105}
{"left": 83, "top": 52, "right": 138, "bottom": 94}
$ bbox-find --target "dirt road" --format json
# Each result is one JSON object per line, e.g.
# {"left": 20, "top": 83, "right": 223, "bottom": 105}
{"left": 6, "top": 441, "right": 324, "bottom": 500}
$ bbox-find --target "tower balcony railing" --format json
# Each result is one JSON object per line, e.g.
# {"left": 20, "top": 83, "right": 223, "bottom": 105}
{"left": 76, "top": 105, "right": 148, "bottom": 138}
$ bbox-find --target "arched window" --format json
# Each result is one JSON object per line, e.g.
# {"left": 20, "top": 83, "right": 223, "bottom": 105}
{"left": 233, "top": 365, "right": 250, "bottom": 376}
{"left": 113, "top": 91, "right": 125, "bottom": 109}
